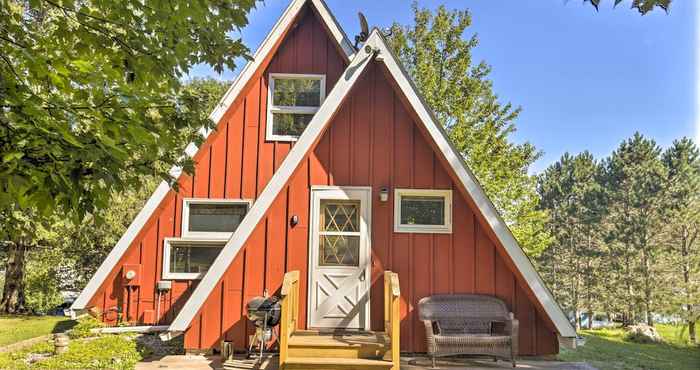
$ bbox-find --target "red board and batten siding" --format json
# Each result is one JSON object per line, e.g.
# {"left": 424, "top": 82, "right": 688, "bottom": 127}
{"left": 184, "top": 62, "right": 559, "bottom": 355}
{"left": 85, "top": 4, "right": 347, "bottom": 333}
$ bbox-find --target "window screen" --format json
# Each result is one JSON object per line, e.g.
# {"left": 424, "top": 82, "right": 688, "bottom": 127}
{"left": 169, "top": 243, "right": 222, "bottom": 274}
{"left": 400, "top": 196, "right": 445, "bottom": 226}
{"left": 187, "top": 203, "right": 247, "bottom": 233}
{"left": 267, "top": 74, "right": 325, "bottom": 140}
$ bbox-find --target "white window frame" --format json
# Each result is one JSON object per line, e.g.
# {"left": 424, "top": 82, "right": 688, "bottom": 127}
{"left": 266, "top": 73, "right": 326, "bottom": 142}
{"left": 162, "top": 238, "right": 226, "bottom": 280}
{"left": 181, "top": 198, "right": 253, "bottom": 239}
{"left": 394, "top": 188, "right": 453, "bottom": 234}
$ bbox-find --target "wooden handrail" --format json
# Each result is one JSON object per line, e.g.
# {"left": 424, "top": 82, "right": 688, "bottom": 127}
{"left": 279, "top": 270, "right": 300, "bottom": 366}
{"left": 384, "top": 271, "right": 401, "bottom": 370}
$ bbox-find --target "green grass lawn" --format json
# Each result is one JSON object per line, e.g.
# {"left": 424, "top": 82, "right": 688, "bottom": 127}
{"left": 0, "top": 315, "right": 76, "bottom": 347}
{"left": 559, "top": 324, "right": 700, "bottom": 370}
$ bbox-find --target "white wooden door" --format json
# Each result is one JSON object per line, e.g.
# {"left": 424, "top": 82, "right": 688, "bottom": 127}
{"left": 308, "top": 186, "right": 371, "bottom": 330}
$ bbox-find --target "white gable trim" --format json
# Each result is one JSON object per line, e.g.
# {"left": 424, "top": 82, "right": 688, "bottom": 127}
{"left": 161, "top": 34, "right": 379, "bottom": 339}
{"left": 70, "top": 0, "right": 355, "bottom": 313}
{"left": 370, "top": 32, "right": 576, "bottom": 338}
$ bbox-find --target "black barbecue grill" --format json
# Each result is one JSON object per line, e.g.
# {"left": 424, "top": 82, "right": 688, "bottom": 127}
{"left": 245, "top": 295, "right": 281, "bottom": 361}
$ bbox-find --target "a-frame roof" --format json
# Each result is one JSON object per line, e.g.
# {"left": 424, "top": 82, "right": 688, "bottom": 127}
{"left": 162, "top": 29, "right": 577, "bottom": 339}
{"left": 70, "top": 0, "right": 355, "bottom": 313}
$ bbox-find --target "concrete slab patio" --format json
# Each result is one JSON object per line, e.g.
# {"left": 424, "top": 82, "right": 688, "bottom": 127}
{"left": 135, "top": 355, "right": 596, "bottom": 370}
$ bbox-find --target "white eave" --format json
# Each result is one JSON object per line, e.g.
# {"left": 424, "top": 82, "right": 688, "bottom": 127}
{"left": 70, "top": 0, "right": 354, "bottom": 314}
{"left": 162, "top": 29, "right": 576, "bottom": 340}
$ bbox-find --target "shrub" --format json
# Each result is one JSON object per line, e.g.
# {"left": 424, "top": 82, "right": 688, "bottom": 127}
{"left": 68, "top": 316, "right": 104, "bottom": 339}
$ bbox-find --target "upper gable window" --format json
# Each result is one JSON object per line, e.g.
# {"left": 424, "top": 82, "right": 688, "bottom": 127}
{"left": 182, "top": 199, "right": 251, "bottom": 239}
{"left": 394, "top": 189, "right": 452, "bottom": 234}
{"left": 267, "top": 73, "right": 326, "bottom": 141}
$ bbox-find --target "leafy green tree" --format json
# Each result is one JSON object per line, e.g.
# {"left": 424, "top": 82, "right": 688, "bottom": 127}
{"left": 1, "top": 0, "right": 255, "bottom": 219}
{"left": 600, "top": 133, "right": 667, "bottom": 326}
{"left": 584, "top": 0, "right": 671, "bottom": 14}
{"left": 387, "top": 3, "right": 551, "bottom": 256}
{"left": 537, "top": 152, "right": 604, "bottom": 329}
{"left": 0, "top": 78, "right": 229, "bottom": 313}
{"left": 659, "top": 138, "right": 699, "bottom": 343}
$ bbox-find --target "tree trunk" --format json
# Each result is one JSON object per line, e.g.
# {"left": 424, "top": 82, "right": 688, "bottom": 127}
{"left": 689, "top": 320, "right": 696, "bottom": 344}
{"left": 0, "top": 242, "right": 27, "bottom": 314}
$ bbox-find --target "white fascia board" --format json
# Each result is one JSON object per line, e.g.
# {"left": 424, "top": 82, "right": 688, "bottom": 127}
{"left": 370, "top": 32, "right": 577, "bottom": 338}
{"left": 71, "top": 0, "right": 354, "bottom": 313}
{"left": 311, "top": 0, "right": 356, "bottom": 59}
{"left": 163, "top": 33, "right": 379, "bottom": 337}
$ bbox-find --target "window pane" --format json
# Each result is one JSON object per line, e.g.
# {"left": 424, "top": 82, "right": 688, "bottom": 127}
{"left": 321, "top": 200, "right": 360, "bottom": 232}
{"left": 319, "top": 235, "right": 359, "bottom": 266}
{"left": 272, "top": 78, "right": 321, "bottom": 107}
{"left": 188, "top": 203, "right": 247, "bottom": 233}
{"left": 400, "top": 196, "right": 445, "bottom": 225}
{"left": 170, "top": 244, "right": 222, "bottom": 274}
{"left": 272, "top": 113, "right": 313, "bottom": 137}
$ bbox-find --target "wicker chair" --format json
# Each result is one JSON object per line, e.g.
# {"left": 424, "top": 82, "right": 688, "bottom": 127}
{"left": 418, "top": 294, "right": 519, "bottom": 368}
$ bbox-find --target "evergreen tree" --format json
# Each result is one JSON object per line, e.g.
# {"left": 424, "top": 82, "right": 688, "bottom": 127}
{"left": 600, "top": 133, "right": 666, "bottom": 326}
{"left": 660, "top": 138, "right": 699, "bottom": 343}
{"left": 387, "top": 3, "right": 551, "bottom": 256}
{"left": 537, "top": 152, "right": 604, "bottom": 329}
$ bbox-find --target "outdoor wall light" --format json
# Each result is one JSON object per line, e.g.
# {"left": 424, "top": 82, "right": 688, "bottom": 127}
{"left": 379, "top": 187, "right": 389, "bottom": 202}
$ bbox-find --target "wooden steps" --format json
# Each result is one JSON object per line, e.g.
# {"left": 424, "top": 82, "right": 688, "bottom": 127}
{"left": 278, "top": 271, "right": 401, "bottom": 370}
{"left": 288, "top": 331, "right": 390, "bottom": 359}
{"left": 283, "top": 357, "right": 394, "bottom": 370}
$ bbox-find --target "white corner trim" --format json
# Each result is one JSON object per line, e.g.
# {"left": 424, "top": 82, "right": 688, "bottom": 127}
{"left": 164, "top": 33, "right": 378, "bottom": 337}
{"left": 71, "top": 0, "right": 353, "bottom": 314}
{"left": 70, "top": 180, "right": 172, "bottom": 310}
{"left": 162, "top": 238, "right": 228, "bottom": 280}
{"left": 266, "top": 73, "right": 327, "bottom": 142}
{"left": 394, "top": 188, "right": 452, "bottom": 234}
{"left": 371, "top": 33, "right": 577, "bottom": 338}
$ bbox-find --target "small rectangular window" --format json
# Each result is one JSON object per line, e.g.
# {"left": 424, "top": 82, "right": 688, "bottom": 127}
{"left": 182, "top": 199, "right": 251, "bottom": 239}
{"left": 163, "top": 239, "right": 225, "bottom": 279}
{"left": 394, "top": 189, "right": 452, "bottom": 233}
{"left": 267, "top": 73, "right": 326, "bottom": 141}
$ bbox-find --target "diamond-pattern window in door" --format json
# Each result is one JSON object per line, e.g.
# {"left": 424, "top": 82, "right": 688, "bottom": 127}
{"left": 318, "top": 200, "right": 361, "bottom": 267}
{"left": 321, "top": 200, "right": 359, "bottom": 232}
{"left": 319, "top": 235, "right": 360, "bottom": 266}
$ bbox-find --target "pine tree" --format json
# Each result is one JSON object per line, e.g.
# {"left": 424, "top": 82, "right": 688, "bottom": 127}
{"left": 660, "top": 138, "right": 699, "bottom": 342}
{"left": 600, "top": 133, "right": 666, "bottom": 326}
{"left": 537, "top": 152, "right": 604, "bottom": 329}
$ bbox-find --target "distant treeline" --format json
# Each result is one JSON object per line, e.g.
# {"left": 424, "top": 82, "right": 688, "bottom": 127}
{"left": 535, "top": 133, "right": 698, "bottom": 342}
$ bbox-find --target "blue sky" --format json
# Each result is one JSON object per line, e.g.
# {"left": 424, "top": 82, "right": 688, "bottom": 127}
{"left": 189, "top": 0, "right": 697, "bottom": 173}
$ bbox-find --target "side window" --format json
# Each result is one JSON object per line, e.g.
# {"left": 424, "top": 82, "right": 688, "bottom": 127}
{"left": 267, "top": 73, "right": 326, "bottom": 141}
{"left": 394, "top": 189, "right": 452, "bottom": 233}
{"left": 182, "top": 199, "right": 251, "bottom": 239}
{"left": 162, "top": 239, "right": 225, "bottom": 279}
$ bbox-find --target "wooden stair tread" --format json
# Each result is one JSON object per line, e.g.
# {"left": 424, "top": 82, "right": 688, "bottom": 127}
{"left": 284, "top": 357, "right": 393, "bottom": 367}
{"left": 289, "top": 331, "right": 390, "bottom": 347}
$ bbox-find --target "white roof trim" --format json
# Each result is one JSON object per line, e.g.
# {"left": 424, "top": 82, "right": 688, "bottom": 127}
{"left": 71, "top": 0, "right": 354, "bottom": 312}
{"left": 161, "top": 33, "right": 379, "bottom": 339}
{"left": 163, "top": 28, "right": 576, "bottom": 339}
{"left": 370, "top": 32, "right": 576, "bottom": 338}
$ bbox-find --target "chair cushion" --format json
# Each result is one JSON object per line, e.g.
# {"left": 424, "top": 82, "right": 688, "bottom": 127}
{"left": 436, "top": 319, "right": 491, "bottom": 335}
